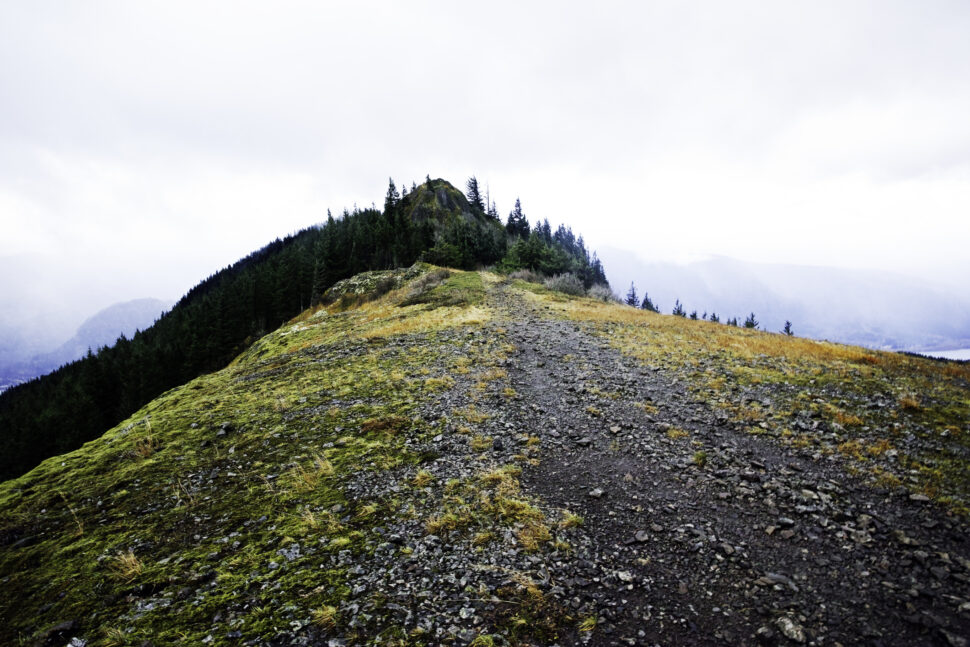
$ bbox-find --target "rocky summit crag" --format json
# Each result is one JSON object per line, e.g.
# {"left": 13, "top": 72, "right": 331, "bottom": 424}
{"left": 1, "top": 265, "right": 969, "bottom": 646}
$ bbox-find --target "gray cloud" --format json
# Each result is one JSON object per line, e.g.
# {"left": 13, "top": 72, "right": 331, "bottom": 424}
{"left": 1, "top": 1, "right": 968, "bottom": 343}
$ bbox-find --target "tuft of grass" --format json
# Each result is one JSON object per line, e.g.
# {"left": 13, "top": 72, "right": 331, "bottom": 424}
{"left": 667, "top": 427, "right": 689, "bottom": 440}
{"left": 133, "top": 433, "right": 158, "bottom": 459}
{"left": 108, "top": 550, "right": 143, "bottom": 582}
{"left": 412, "top": 469, "right": 434, "bottom": 488}
{"left": 899, "top": 395, "right": 922, "bottom": 411}
{"left": 472, "top": 531, "right": 495, "bottom": 546}
{"left": 312, "top": 605, "right": 339, "bottom": 629}
{"left": 425, "top": 512, "right": 467, "bottom": 535}
{"left": 454, "top": 405, "right": 491, "bottom": 423}
{"left": 470, "top": 435, "right": 493, "bottom": 451}
{"left": 635, "top": 400, "right": 658, "bottom": 414}
{"left": 516, "top": 520, "right": 552, "bottom": 552}
{"left": 288, "top": 454, "right": 334, "bottom": 491}
{"left": 424, "top": 376, "right": 456, "bottom": 392}
{"left": 579, "top": 615, "right": 598, "bottom": 632}
{"left": 361, "top": 415, "right": 410, "bottom": 435}
{"left": 834, "top": 409, "right": 864, "bottom": 427}
{"left": 559, "top": 511, "right": 584, "bottom": 528}
{"left": 692, "top": 450, "right": 708, "bottom": 467}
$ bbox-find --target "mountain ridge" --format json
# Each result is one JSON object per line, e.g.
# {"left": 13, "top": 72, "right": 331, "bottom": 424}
{"left": 1, "top": 266, "right": 967, "bottom": 646}
{"left": 0, "top": 177, "right": 607, "bottom": 481}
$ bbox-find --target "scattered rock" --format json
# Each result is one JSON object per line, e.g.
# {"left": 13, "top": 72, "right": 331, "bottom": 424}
{"left": 775, "top": 616, "right": 806, "bottom": 643}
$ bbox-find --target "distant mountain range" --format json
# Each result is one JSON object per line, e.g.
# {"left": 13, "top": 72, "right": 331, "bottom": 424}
{"left": 0, "top": 298, "right": 170, "bottom": 391}
{"left": 599, "top": 247, "right": 970, "bottom": 352}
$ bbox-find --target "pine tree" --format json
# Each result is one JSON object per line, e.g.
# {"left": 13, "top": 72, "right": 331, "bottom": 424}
{"left": 783, "top": 320, "right": 793, "bottom": 336}
{"left": 744, "top": 312, "right": 759, "bottom": 329}
{"left": 709, "top": 312, "right": 720, "bottom": 323}
{"left": 672, "top": 299, "right": 686, "bottom": 317}
{"left": 689, "top": 310, "right": 698, "bottom": 320}
{"left": 625, "top": 282, "right": 639, "bottom": 307}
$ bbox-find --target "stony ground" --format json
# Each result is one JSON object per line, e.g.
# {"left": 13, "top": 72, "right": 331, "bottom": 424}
{"left": 482, "top": 282, "right": 970, "bottom": 646}
{"left": 1, "top": 268, "right": 968, "bottom": 647}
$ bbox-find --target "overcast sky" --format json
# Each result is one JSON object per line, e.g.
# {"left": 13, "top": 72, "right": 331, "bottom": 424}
{"left": 2, "top": 1, "right": 969, "bottom": 338}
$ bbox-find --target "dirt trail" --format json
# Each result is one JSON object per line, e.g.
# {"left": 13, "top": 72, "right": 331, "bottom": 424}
{"left": 486, "top": 281, "right": 970, "bottom": 646}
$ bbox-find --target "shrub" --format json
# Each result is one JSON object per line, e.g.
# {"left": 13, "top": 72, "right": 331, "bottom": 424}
{"left": 544, "top": 273, "right": 585, "bottom": 296}
{"left": 509, "top": 268, "right": 543, "bottom": 284}
{"left": 586, "top": 284, "right": 616, "bottom": 302}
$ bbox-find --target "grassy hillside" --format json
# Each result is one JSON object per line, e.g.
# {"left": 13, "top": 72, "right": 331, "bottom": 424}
{"left": 1, "top": 266, "right": 967, "bottom": 646}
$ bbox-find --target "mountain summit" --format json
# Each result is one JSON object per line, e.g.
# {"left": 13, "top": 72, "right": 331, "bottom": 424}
{"left": 1, "top": 266, "right": 967, "bottom": 646}
{"left": 0, "top": 178, "right": 606, "bottom": 481}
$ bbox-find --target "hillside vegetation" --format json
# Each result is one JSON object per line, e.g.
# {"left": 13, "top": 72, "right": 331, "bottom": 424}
{"left": 0, "top": 178, "right": 607, "bottom": 481}
{"left": 1, "top": 266, "right": 967, "bottom": 646}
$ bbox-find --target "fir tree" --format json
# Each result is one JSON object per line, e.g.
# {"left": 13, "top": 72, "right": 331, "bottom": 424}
{"left": 505, "top": 198, "right": 529, "bottom": 238}
{"left": 384, "top": 177, "right": 400, "bottom": 213}
{"left": 783, "top": 320, "right": 793, "bottom": 336}
{"left": 744, "top": 312, "right": 759, "bottom": 329}
{"left": 640, "top": 292, "right": 658, "bottom": 313}
{"left": 465, "top": 176, "right": 485, "bottom": 213}
{"left": 625, "top": 282, "right": 639, "bottom": 307}
{"left": 709, "top": 312, "right": 720, "bottom": 323}
{"left": 487, "top": 200, "right": 499, "bottom": 221}
{"left": 672, "top": 299, "right": 686, "bottom": 317}
{"left": 689, "top": 310, "right": 698, "bottom": 320}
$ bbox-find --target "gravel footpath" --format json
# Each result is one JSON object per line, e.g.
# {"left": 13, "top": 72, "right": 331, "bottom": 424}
{"left": 484, "top": 282, "right": 970, "bottom": 647}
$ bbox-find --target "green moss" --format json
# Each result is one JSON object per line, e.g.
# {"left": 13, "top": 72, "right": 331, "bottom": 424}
{"left": 0, "top": 267, "right": 493, "bottom": 645}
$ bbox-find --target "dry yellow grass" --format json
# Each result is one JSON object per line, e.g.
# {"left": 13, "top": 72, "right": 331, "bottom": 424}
{"left": 899, "top": 395, "right": 922, "bottom": 411}
{"left": 108, "top": 550, "right": 143, "bottom": 582}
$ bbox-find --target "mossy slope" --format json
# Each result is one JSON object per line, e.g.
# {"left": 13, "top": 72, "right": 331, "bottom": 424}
{"left": 2, "top": 267, "right": 968, "bottom": 647}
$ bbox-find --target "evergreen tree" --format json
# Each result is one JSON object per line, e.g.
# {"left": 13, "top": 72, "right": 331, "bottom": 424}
{"left": 744, "top": 312, "right": 759, "bottom": 329}
{"left": 672, "top": 299, "right": 686, "bottom": 317}
{"left": 505, "top": 198, "right": 529, "bottom": 238}
{"left": 384, "top": 177, "right": 400, "bottom": 213}
{"left": 540, "top": 219, "right": 552, "bottom": 244}
{"left": 709, "top": 312, "right": 720, "bottom": 323}
{"left": 689, "top": 310, "right": 698, "bottom": 320}
{"left": 466, "top": 176, "right": 485, "bottom": 213}
{"left": 783, "top": 320, "right": 793, "bottom": 336}
{"left": 640, "top": 292, "right": 658, "bottom": 313}
{"left": 487, "top": 200, "right": 499, "bottom": 221}
{"left": 625, "top": 282, "right": 639, "bottom": 307}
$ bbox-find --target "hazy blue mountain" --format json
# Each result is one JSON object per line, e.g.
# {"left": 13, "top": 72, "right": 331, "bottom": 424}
{"left": 0, "top": 298, "right": 171, "bottom": 391}
{"left": 599, "top": 247, "right": 970, "bottom": 352}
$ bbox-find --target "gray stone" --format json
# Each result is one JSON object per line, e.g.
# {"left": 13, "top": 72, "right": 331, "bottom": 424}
{"left": 775, "top": 616, "right": 806, "bottom": 643}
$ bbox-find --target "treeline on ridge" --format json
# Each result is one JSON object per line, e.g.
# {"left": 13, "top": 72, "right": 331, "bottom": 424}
{"left": 0, "top": 177, "right": 608, "bottom": 480}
